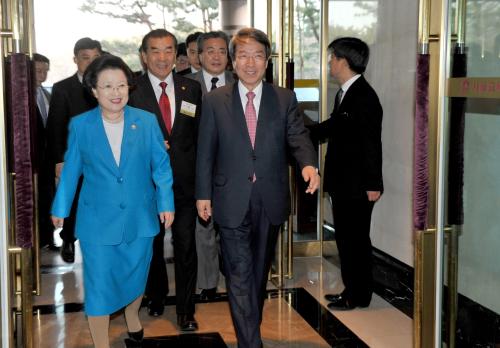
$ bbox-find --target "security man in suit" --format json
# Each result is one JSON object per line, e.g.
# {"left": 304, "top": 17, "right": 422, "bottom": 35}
{"left": 33, "top": 53, "right": 55, "bottom": 249}
{"left": 128, "top": 29, "right": 202, "bottom": 331}
{"left": 196, "top": 28, "right": 319, "bottom": 348}
{"left": 46, "top": 37, "right": 102, "bottom": 262}
{"left": 311, "top": 37, "right": 383, "bottom": 310}
{"left": 187, "top": 30, "right": 235, "bottom": 301}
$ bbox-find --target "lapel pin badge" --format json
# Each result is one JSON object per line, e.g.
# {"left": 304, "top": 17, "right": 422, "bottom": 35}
{"left": 131, "top": 124, "right": 137, "bottom": 130}
{"left": 181, "top": 86, "right": 186, "bottom": 90}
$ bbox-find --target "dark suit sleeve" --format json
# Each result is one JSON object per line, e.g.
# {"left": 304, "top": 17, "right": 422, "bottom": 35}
{"left": 46, "top": 84, "right": 69, "bottom": 164}
{"left": 195, "top": 94, "right": 217, "bottom": 200}
{"left": 285, "top": 93, "right": 318, "bottom": 169}
{"left": 308, "top": 117, "right": 333, "bottom": 143}
{"left": 193, "top": 83, "right": 202, "bottom": 146}
{"left": 357, "top": 94, "right": 383, "bottom": 192}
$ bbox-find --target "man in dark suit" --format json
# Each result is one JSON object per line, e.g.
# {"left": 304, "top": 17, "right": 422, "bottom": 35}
{"left": 33, "top": 53, "right": 55, "bottom": 249}
{"left": 176, "top": 31, "right": 202, "bottom": 75}
{"left": 128, "top": 29, "right": 202, "bottom": 331}
{"left": 175, "top": 42, "right": 189, "bottom": 73}
{"left": 311, "top": 37, "right": 383, "bottom": 310}
{"left": 46, "top": 37, "right": 102, "bottom": 262}
{"left": 187, "top": 30, "right": 235, "bottom": 301}
{"left": 196, "top": 28, "right": 319, "bottom": 348}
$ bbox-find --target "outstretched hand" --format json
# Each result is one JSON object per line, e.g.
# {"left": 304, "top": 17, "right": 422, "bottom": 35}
{"left": 302, "top": 166, "right": 320, "bottom": 194}
{"left": 196, "top": 200, "right": 212, "bottom": 221}
{"left": 159, "top": 212, "right": 175, "bottom": 229}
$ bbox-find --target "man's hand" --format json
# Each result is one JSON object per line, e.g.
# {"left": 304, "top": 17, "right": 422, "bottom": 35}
{"left": 55, "top": 162, "right": 64, "bottom": 186}
{"left": 159, "top": 212, "right": 175, "bottom": 229}
{"left": 302, "top": 165, "right": 320, "bottom": 194}
{"left": 196, "top": 200, "right": 212, "bottom": 221}
{"left": 367, "top": 191, "right": 381, "bottom": 202}
{"left": 51, "top": 216, "right": 64, "bottom": 229}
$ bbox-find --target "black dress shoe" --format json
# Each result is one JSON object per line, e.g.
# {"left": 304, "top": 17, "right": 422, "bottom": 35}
{"left": 324, "top": 293, "right": 343, "bottom": 302}
{"left": 326, "top": 294, "right": 357, "bottom": 310}
{"left": 61, "top": 241, "right": 75, "bottom": 263}
{"left": 124, "top": 337, "right": 143, "bottom": 347}
{"left": 199, "top": 288, "right": 217, "bottom": 301}
{"left": 127, "top": 328, "right": 144, "bottom": 342}
{"left": 177, "top": 314, "right": 198, "bottom": 331}
{"left": 147, "top": 300, "right": 164, "bottom": 316}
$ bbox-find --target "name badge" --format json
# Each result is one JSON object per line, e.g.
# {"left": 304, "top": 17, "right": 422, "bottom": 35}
{"left": 180, "top": 101, "right": 196, "bottom": 117}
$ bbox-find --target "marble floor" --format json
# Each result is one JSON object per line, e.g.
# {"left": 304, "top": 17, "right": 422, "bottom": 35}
{"left": 33, "top": 240, "right": 412, "bottom": 347}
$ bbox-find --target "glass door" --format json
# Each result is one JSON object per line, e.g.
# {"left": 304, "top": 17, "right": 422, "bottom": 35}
{"left": 439, "top": 0, "right": 500, "bottom": 346}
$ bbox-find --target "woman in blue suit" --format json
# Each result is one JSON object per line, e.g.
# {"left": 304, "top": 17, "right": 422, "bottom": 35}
{"left": 51, "top": 55, "right": 174, "bottom": 348}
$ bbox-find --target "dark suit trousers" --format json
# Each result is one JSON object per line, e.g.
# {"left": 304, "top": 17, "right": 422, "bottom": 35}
{"left": 145, "top": 200, "right": 197, "bottom": 315}
{"left": 145, "top": 224, "right": 169, "bottom": 302}
{"left": 330, "top": 193, "right": 375, "bottom": 305}
{"left": 171, "top": 201, "right": 197, "bottom": 314}
{"left": 219, "top": 187, "right": 280, "bottom": 348}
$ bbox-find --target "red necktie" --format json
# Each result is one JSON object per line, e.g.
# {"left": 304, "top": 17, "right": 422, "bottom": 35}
{"left": 245, "top": 91, "right": 257, "bottom": 148}
{"left": 159, "top": 82, "right": 172, "bottom": 134}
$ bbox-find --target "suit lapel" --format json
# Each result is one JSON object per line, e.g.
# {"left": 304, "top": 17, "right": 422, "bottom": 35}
{"left": 196, "top": 71, "right": 208, "bottom": 95}
{"left": 254, "top": 83, "right": 274, "bottom": 151}
{"left": 337, "top": 75, "right": 366, "bottom": 113}
{"left": 138, "top": 75, "right": 170, "bottom": 141}
{"left": 140, "top": 76, "right": 163, "bottom": 118}
{"left": 88, "top": 108, "right": 120, "bottom": 175}
{"left": 172, "top": 74, "right": 188, "bottom": 135}
{"left": 229, "top": 83, "right": 253, "bottom": 151}
{"left": 118, "top": 106, "right": 138, "bottom": 171}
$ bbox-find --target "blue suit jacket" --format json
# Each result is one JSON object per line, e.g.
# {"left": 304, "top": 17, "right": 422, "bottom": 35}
{"left": 51, "top": 105, "right": 174, "bottom": 245}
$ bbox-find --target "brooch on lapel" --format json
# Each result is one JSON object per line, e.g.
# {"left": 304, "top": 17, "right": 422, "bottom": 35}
{"left": 181, "top": 86, "right": 186, "bottom": 91}
{"left": 131, "top": 124, "right": 137, "bottom": 130}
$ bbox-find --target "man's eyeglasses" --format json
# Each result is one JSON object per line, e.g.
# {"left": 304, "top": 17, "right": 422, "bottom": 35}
{"left": 235, "top": 53, "right": 267, "bottom": 62}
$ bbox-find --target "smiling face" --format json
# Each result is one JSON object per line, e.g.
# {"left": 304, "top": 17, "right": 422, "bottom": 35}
{"left": 92, "top": 68, "right": 129, "bottom": 118}
{"left": 232, "top": 38, "right": 268, "bottom": 91}
{"left": 200, "top": 37, "right": 228, "bottom": 76}
{"left": 142, "top": 36, "right": 176, "bottom": 80}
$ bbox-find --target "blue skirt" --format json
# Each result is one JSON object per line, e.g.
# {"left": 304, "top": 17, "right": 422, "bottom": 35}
{"left": 80, "top": 237, "right": 153, "bottom": 316}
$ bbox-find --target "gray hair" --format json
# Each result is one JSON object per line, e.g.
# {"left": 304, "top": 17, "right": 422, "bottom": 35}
{"left": 197, "top": 31, "right": 229, "bottom": 53}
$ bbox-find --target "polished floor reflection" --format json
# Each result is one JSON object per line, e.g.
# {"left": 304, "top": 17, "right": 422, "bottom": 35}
{"left": 34, "top": 243, "right": 412, "bottom": 347}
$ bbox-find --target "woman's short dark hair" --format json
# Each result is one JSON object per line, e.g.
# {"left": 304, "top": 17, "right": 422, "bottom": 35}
{"left": 229, "top": 28, "right": 271, "bottom": 61}
{"left": 83, "top": 55, "right": 134, "bottom": 91}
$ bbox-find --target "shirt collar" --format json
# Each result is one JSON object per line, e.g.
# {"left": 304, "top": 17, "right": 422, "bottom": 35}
{"left": 341, "top": 74, "right": 361, "bottom": 93}
{"left": 238, "top": 80, "right": 263, "bottom": 98}
{"left": 147, "top": 70, "right": 174, "bottom": 88}
{"left": 202, "top": 69, "right": 226, "bottom": 88}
